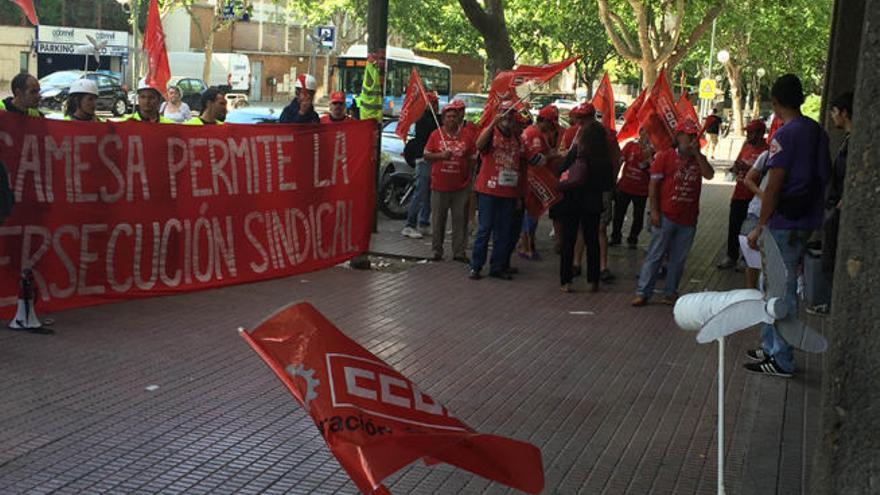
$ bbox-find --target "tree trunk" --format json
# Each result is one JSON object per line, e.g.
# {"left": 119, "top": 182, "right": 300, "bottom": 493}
{"left": 203, "top": 29, "right": 215, "bottom": 85}
{"left": 480, "top": 26, "right": 516, "bottom": 77}
{"left": 641, "top": 61, "right": 658, "bottom": 89}
{"left": 459, "top": 0, "right": 515, "bottom": 77}
{"left": 816, "top": 1, "right": 880, "bottom": 492}
{"left": 724, "top": 62, "right": 744, "bottom": 136}
{"left": 750, "top": 75, "right": 761, "bottom": 120}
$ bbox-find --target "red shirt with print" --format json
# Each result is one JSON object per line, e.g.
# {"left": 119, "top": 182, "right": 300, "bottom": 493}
{"left": 425, "top": 127, "right": 477, "bottom": 192}
{"left": 560, "top": 124, "right": 579, "bottom": 152}
{"left": 617, "top": 140, "right": 651, "bottom": 197}
{"left": 731, "top": 141, "right": 769, "bottom": 200}
{"left": 651, "top": 148, "right": 704, "bottom": 226}
{"left": 320, "top": 114, "right": 351, "bottom": 124}
{"left": 522, "top": 123, "right": 562, "bottom": 173}
{"left": 475, "top": 127, "right": 526, "bottom": 198}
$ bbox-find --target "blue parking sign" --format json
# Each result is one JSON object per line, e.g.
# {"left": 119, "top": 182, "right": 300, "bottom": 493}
{"left": 317, "top": 26, "right": 335, "bottom": 49}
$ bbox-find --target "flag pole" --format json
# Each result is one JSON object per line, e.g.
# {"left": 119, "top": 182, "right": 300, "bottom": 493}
{"left": 415, "top": 81, "right": 448, "bottom": 150}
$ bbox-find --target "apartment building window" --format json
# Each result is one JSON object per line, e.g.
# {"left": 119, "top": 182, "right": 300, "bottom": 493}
{"left": 20, "top": 52, "right": 29, "bottom": 73}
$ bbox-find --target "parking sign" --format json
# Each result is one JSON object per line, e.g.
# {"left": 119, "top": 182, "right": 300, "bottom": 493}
{"left": 317, "top": 26, "right": 335, "bottom": 50}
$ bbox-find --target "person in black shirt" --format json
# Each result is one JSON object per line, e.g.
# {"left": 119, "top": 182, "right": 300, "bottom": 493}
{"left": 279, "top": 74, "right": 320, "bottom": 124}
{"left": 702, "top": 108, "right": 722, "bottom": 159}
{"left": 400, "top": 92, "right": 440, "bottom": 239}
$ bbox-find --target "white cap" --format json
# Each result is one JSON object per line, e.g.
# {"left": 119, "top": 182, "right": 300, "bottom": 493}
{"left": 137, "top": 78, "right": 161, "bottom": 94}
{"left": 70, "top": 78, "right": 98, "bottom": 96}
{"left": 294, "top": 74, "right": 317, "bottom": 91}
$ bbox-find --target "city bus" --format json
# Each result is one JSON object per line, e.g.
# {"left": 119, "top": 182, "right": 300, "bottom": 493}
{"left": 336, "top": 45, "right": 451, "bottom": 116}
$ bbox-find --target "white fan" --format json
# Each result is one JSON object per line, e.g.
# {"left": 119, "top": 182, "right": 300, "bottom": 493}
{"left": 672, "top": 229, "right": 827, "bottom": 495}
{"left": 74, "top": 34, "right": 107, "bottom": 70}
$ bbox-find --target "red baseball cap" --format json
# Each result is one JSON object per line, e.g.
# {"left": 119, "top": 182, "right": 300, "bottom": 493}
{"left": 538, "top": 105, "right": 559, "bottom": 122}
{"left": 442, "top": 99, "right": 466, "bottom": 113}
{"left": 675, "top": 120, "right": 700, "bottom": 136}
{"left": 570, "top": 102, "right": 596, "bottom": 117}
{"left": 329, "top": 91, "right": 345, "bottom": 104}
{"left": 745, "top": 119, "right": 766, "bottom": 134}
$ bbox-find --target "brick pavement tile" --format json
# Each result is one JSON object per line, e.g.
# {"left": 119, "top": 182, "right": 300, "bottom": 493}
{"left": 0, "top": 183, "right": 820, "bottom": 494}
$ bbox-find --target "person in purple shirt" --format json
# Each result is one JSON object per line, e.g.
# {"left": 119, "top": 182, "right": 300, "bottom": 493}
{"left": 745, "top": 74, "right": 831, "bottom": 377}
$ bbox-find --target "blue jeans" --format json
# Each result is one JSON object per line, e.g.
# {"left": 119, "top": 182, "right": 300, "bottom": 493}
{"left": 405, "top": 159, "right": 431, "bottom": 229}
{"left": 471, "top": 193, "right": 516, "bottom": 274}
{"left": 636, "top": 214, "right": 696, "bottom": 298}
{"left": 760, "top": 228, "right": 809, "bottom": 373}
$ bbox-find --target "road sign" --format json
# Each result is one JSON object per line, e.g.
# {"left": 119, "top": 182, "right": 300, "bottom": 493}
{"left": 316, "top": 26, "right": 336, "bottom": 50}
{"left": 699, "top": 78, "right": 717, "bottom": 99}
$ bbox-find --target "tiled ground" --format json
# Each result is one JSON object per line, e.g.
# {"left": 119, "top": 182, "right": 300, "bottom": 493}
{"left": 0, "top": 180, "right": 822, "bottom": 494}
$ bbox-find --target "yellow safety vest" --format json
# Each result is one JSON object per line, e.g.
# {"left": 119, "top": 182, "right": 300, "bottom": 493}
{"left": 0, "top": 100, "right": 43, "bottom": 118}
{"left": 183, "top": 117, "right": 225, "bottom": 126}
{"left": 357, "top": 61, "right": 384, "bottom": 121}
{"left": 120, "top": 112, "right": 174, "bottom": 124}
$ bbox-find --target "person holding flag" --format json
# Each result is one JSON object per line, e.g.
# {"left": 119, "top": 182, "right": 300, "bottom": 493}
{"left": 611, "top": 127, "right": 654, "bottom": 248}
{"left": 321, "top": 91, "right": 351, "bottom": 123}
{"left": 717, "top": 119, "right": 768, "bottom": 269}
{"left": 401, "top": 92, "right": 440, "bottom": 239}
{"left": 279, "top": 74, "right": 320, "bottom": 124}
{"left": 469, "top": 100, "right": 527, "bottom": 280}
{"left": 517, "top": 104, "right": 562, "bottom": 260}
{"left": 121, "top": 79, "right": 173, "bottom": 123}
{"left": 632, "top": 120, "right": 714, "bottom": 307}
{"left": 423, "top": 99, "right": 476, "bottom": 262}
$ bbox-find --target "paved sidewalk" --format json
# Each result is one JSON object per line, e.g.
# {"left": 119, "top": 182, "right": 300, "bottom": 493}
{"left": 1, "top": 183, "right": 822, "bottom": 494}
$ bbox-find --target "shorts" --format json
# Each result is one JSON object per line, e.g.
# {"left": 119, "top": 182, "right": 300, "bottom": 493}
{"left": 740, "top": 214, "right": 758, "bottom": 236}
{"left": 600, "top": 191, "right": 613, "bottom": 225}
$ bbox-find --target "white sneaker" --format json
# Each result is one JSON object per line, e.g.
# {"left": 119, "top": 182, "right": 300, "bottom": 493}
{"left": 401, "top": 227, "right": 423, "bottom": 239}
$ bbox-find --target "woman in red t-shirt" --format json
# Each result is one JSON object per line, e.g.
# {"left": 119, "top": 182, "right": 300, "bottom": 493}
{"left": 611, "top": 127, "right": 654, "bottom": 247}
{"left": 423, "top": 100, "right": 476, "bottom": 262}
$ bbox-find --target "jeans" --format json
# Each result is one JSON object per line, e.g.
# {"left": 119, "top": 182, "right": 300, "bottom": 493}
{"left": 471, "top": 193, "right": 516, "bottom": 274}
{"left": 611, "top": 191, "right": 647, "bottom": 244}
{"left": 560, "top": 210, "right": 601, "bottom": 284}
{"left": 726, "top": 199, "right": 750, "bottom": 260}
{"left": 405, "top": 159, "right": 431, "bottom": 229}
{"left": 505, "top": 205, "right": 525, "bottom": 269}
{"left": 636, "top": 214, "right": 696, "bottom": 298}
{"left": 760, "top": 228, "right": 809, "bottom": 373}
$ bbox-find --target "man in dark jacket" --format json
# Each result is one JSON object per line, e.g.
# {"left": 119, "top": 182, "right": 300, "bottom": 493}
{"left": 279, "top": 74, "right": 320, "bottom": 124}
{"left": 400, "top": 92, "right": 439, "bottom": 239}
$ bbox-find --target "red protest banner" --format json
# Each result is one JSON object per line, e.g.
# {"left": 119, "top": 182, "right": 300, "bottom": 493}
{"left": 617, "top": 89, "right": 645, "bottom": 142}
{"left": 591, "top": 73, "right": 616, "bottom": 131}
{"left": 239, "top": 302, "right": 545, "bottom": 495}
{"left": 480, "top": 57, "right": 579, "bottom": 128}
{"left": 0, "top": 112, "right": 376, "bottom": 314}
{"left": 637, "top": 72, "right": 680, "bottom": 150}
{"left": 395, "top": 68, "right": 428, "bottom": 143}
{"left": 144, "top": 0, "right": 171, "bottom": 96}
{"left": 525, "top": 165, "right": 561, "bottom": 218}
{"left": 676, "top": 90, "right": 707, "bottom": 147}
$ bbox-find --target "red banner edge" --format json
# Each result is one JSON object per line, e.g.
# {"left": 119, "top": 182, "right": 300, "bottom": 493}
{"left": 238, "top": 326, "right": 306, "bottom": 406}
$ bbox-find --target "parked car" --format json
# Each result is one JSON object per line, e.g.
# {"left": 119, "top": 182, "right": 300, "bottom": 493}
{"left": 127, "top": 76, "right": 210, "bottom": 113}
{"left": 223, "top": 106, "right": 280, "bottom": 124}
{"left": 39, "top": 70, "right": 130, "bottom": 116}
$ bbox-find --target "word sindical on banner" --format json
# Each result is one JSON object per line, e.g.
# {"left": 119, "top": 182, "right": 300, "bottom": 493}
{"left": 0, "top": 112, "right": 377, "bottom": 313}
{"left": 239, "top": 302, "right": 545, "bottom": 494}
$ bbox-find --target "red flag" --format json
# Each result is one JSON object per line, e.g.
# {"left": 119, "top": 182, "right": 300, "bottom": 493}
{"left": 676, "top": 91, "right": 706, "bottom": 147}
{"left": 617, "top": 90, "right": 646, "bottom": 142}
{"left": 480, "top": 57, "right": 579, "bottom": 128}
{"left": 591, "top": 73, "right": 616, "bottom": 131}
{"left": 767, "top": 114, "right": 782, "bottom": 144}
{"left": 10, "top": 0, "right": 38, "bottom": 25}
{"left": 525, "top": 165, "right": 561, "bottom": 218}
{"left": 240, "top": 302, "right": 545, "bottom": 495}
{"left": 395, "top": 68, "right": 428, "bottom": 143}
{"left": 143, "top": 0, "right": 171, "bottom": 97}
{"left": 636, "top": 72, "right": 680, "bottom": 150}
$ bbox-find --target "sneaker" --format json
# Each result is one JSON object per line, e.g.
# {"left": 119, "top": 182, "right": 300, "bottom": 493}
{"left": 746, "top": 349, "right": 767, "bottom": 362}
{"left": 716, "top": 257, "right": 736, "bottom": 270}
{"left": 401, "top": 227, "right": 423, "bottom": 239}
{"left": 806, "top": 304, "right": 830, "bottom": 316}
{"left": 660, "top": 293, "right": 678, "bottom": 305}
{"left": 631, "top": 295, "right": 648, "bottom": 307}
{"left": 743, "top": 357, "right": 793, "bottom": 378}
{"left": 600, "top": 269, "right": 615, "bottom": 282}
{"left": 468, "top": 269, "right": 481, "bottom": 280}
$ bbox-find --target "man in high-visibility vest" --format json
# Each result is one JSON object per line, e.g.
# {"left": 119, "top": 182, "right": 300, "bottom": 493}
{"left": 357, "top": 62, "right": 383, "bottom": 121}
{"left": 279, "top": 74, "right": 320, "bottom": 124}
{"left": 121, "top": 79, "right": 173, "bottom": 123}
{"left": 184, "top": 88, "right": 227, "bottom": 125}
{"left": 0, "top": 73, "right": 43, "bottom": 118}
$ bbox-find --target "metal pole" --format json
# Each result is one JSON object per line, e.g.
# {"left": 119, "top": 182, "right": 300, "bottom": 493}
{"left": 131, "top": 0, "right": 139, "bottom": 89}
{"left": 717, "top": 337, "right": 726, "bottom": 495}
{"left": 702, "top": 18, "right": 717, "bottom": 117}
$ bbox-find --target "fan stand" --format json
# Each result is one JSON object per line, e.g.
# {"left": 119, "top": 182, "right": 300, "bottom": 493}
{"left": 716, "top": 336, "right": 726, "bottom": 495}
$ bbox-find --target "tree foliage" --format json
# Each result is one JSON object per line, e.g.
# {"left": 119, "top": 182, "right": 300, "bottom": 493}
{"left": 287, "top": 0, "right": 370, "bottom": 53}
{"left": 0, "top": 0, "right": 130, "bottom": 30}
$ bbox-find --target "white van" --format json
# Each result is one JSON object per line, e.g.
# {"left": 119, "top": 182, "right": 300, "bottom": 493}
{"left": 167, "top": 52, "right": 250, "bottom": 92}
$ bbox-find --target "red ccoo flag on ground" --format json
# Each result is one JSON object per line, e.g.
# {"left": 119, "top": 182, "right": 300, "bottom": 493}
{"left": 480, "top": 57, "right": 579, "bottom": 128}
{"left": 239, "top": 302, "right": 545, "bottom": 495}
{"left": 395, "top": 68, "right": 429, "bottom": 143}
{"left": 10, "top": 0, "right": 38, "bottom": 25}
{"left": 143, "top": 0, "right": 171, "bottom": 97}
{"left": 591, "top": 72, "right": 616, "bottom": 131}
{"left": 636, "top": 71, "right": 680, "bottom": 150}
{"left": 617, "top": 89, "right": 646, "bottom": 142}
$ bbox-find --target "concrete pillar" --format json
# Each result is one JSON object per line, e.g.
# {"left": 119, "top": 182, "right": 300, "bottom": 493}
{"left": 821, "top": 0, "right": 865, "bottom": 151}
{"left": 815, "top": 0, "right": 880, "bottom": 493}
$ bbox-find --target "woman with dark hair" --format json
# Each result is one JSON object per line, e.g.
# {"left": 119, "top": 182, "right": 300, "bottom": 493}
{"left": 557, "top": 120, "right": 614, "bottom": 293}
{"left": 63, "top": 79, "right": 103, "bottom": 122}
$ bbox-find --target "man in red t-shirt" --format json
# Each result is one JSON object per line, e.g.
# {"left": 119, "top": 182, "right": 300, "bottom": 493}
{"left": 469, "top": 100, "right": 527, "bottom": 280}
{"left": 423, "top": 100, "right": 476, "bottom": 262}
{"left": 611, "top": 127, "right": 654, "bottom": 248}
{"left": 717, "top": 119, "right": 769, "bottom": 269}
{"left": 320, "top": 91, "right": 351, "bottom": 123}
{"left": 632, "top": 120, "right": 715, "bottom": 307}
{"left": 517, "top": 104, "right": 562, "bottom": 260}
